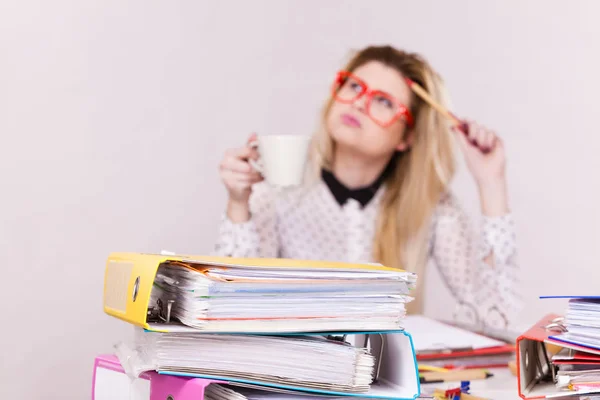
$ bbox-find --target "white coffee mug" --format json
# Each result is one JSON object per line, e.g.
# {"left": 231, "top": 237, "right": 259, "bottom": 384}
{"left": 249, "top": 134, "right": 310, "bottom": 186}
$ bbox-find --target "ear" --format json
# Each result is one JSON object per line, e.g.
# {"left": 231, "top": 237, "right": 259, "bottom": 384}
{"left": 396, "top": 129, "right": 414, "bottom": 151}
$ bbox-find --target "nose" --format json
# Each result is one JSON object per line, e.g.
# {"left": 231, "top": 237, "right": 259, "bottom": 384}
{"left": 351, "top": 93, "right": 367, "bottom": 112}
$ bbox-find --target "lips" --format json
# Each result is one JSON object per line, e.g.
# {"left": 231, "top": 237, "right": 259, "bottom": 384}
{"left": 341, "top": 113, "right": 361, "bottom": 128}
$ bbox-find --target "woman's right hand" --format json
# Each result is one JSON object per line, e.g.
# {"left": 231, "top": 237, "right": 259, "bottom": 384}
{"left": 219, "top": 134, "right": 263, "bottom": 219}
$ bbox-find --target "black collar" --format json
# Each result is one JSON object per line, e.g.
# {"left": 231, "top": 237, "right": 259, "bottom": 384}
{"left": 321, "top": 156, "right": 398, "bottom": 208}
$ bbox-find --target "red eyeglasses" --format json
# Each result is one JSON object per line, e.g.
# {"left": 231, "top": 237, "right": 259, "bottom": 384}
{"left": 331, "top": 70, "right": 414, "bottom": 128}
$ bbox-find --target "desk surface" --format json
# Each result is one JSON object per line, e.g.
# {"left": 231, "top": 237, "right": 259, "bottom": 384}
{"left": 419, "top": 368, "right": 520, "bottom": 399}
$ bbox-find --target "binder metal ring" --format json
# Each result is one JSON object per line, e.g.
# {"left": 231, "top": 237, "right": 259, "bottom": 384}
{"left": 544, "top": 322, "right": 567, "bottom": 333}
{"left": 132, "top": 276, "right": 140, "bottom": 302}
{"left": 544, "top": 316, "right": 567, "bottom": 332}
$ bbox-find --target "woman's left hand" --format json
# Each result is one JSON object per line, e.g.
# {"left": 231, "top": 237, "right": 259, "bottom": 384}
{"left": 454, "top": 120, "right": 510, "bottom": 216}
{"left": 454, "top": 119, "right": 506, "bottom": 187}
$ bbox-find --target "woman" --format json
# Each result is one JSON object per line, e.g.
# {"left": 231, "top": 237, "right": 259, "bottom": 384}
{"left": 214, "top": 45, "right": 522, "bottom": 330}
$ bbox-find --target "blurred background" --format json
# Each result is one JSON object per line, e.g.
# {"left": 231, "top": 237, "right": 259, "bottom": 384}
{"left": 1, "top": 0, "right": 599, "bottom": 398}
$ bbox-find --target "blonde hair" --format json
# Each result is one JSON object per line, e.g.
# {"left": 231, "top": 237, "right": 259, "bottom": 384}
{"left": 309, "top": 46, "right": 456, "bottom": 313}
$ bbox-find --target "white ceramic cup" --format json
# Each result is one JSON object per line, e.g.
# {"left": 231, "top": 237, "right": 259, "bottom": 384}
{"left": 249, "top": 134, "right": 310, "bottom": 187}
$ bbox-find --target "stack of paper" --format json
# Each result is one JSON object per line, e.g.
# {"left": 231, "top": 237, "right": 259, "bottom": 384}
{"left": 133, "top": 329, "right": 374, "bottom": 393}
{"left": 553, "top": 348, "right": 600, "bottom": 393}
{"left": 151, "top": 259, "right": 415, "bottom": 332}
{"left": 548, "top": 297, "right": 600, "bottom": 350}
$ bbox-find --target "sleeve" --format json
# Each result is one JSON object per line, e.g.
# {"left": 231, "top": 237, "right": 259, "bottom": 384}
{"left": 213, "top": 183, "right": 280, "bottom": 258}
{"left": 428, "top": 192, "right": 523, "bottom": 330}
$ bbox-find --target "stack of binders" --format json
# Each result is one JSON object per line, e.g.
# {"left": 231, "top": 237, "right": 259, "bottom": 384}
{"left": 94, "top": 252, "right": 422, "bottom": 400}
{"left": 517, "top": 296, "right": 600, "bottom": 399}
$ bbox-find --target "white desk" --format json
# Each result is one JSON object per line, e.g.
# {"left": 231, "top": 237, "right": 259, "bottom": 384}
{"left": 419, "top": 368, "right": 520, "bottom": 399}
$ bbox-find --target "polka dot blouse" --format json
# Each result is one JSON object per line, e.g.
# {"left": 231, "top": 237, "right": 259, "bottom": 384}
{"left": 214, "top": 176, "right": 522, "bottom": 330}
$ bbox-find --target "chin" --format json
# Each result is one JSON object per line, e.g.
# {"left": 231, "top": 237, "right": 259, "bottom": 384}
{"left": 327, "top": 125, "right": 391, "bottom": 160}
{"left": 328, "top": 123, "right": 361, "bottom": 148}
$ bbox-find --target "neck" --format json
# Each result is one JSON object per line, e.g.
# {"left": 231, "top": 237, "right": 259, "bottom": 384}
{"left": 331, "top": 146, "right": 394, "bottom": 189}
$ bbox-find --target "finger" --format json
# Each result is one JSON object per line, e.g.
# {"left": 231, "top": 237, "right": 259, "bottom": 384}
{"left": 243, "top": 169, "right": 264, "bottom": 183}
{"left": 475, "top": 125, "right": 489, "bottom": 149}
{"left": 466, "top": 120, "right": 479, "bottom": 143}
{"left": 250, "top": 173, "right": 264, "bottom": 184}
{"left": 469, "top": 121, "right": 486, "bottom": 151}
{"left": 227, "top": 146, "right": 254, "bottom": 160}
{"left": 478, "top": 127, "right": 489, "bottom": 149}
{"left": 243, "top": 135, "right": 260, "bottom": 160}
{"left": 455, "top": 121, "right": 479, "bottom": 150}
{"left": 468, "top": 121, "right": 493, "bottom": 152}
{"left": 221, "top": 169, "right": 245, "bottom": 189}
{"left": 226, "top": 171, "right": 263, "bottom": 184}
{"left": 490, "top": 136, "right": 504, "bottom": 153}
{"left": 484, "top": 129, "right": 497, "bottom": 150}
{"left": 221, "top": 156, "right": 253, "bottom": 174}
{"left": 452, "top": 126, "right": 471, "bottom": 152}
{"left": 479, "top": 126, "right": 494, "bottom": 150}
{"left": 221, "top": 170, "right": 262, "bottom": 186}
{"left": 231, "top": 170, "right": 262, "bottom": 184}
{"left": 475, "top": 124, "right": 498, "bottom": 152}
{"left": 247, "top": 147, "right": 260, "bottom": 161}
{"left": 247, "top": 132, "right": 258, "bottom": 144}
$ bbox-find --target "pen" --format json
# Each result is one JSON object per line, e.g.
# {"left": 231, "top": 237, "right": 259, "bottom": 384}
{"left": 418, "top": 364, "right": 450, "bottom": 373}
{"left": 418, "top": 346, "right": 474, "bottom": 356}
{"left": 420, "top": 369, "right": 493, "bottom": 384}
{"left": 433, "top": 389, "right": 489, "bottom": 400}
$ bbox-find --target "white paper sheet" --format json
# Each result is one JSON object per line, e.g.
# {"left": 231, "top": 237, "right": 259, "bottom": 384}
{"left": 401, "top": 315, "right": 505, "bottom": 352}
